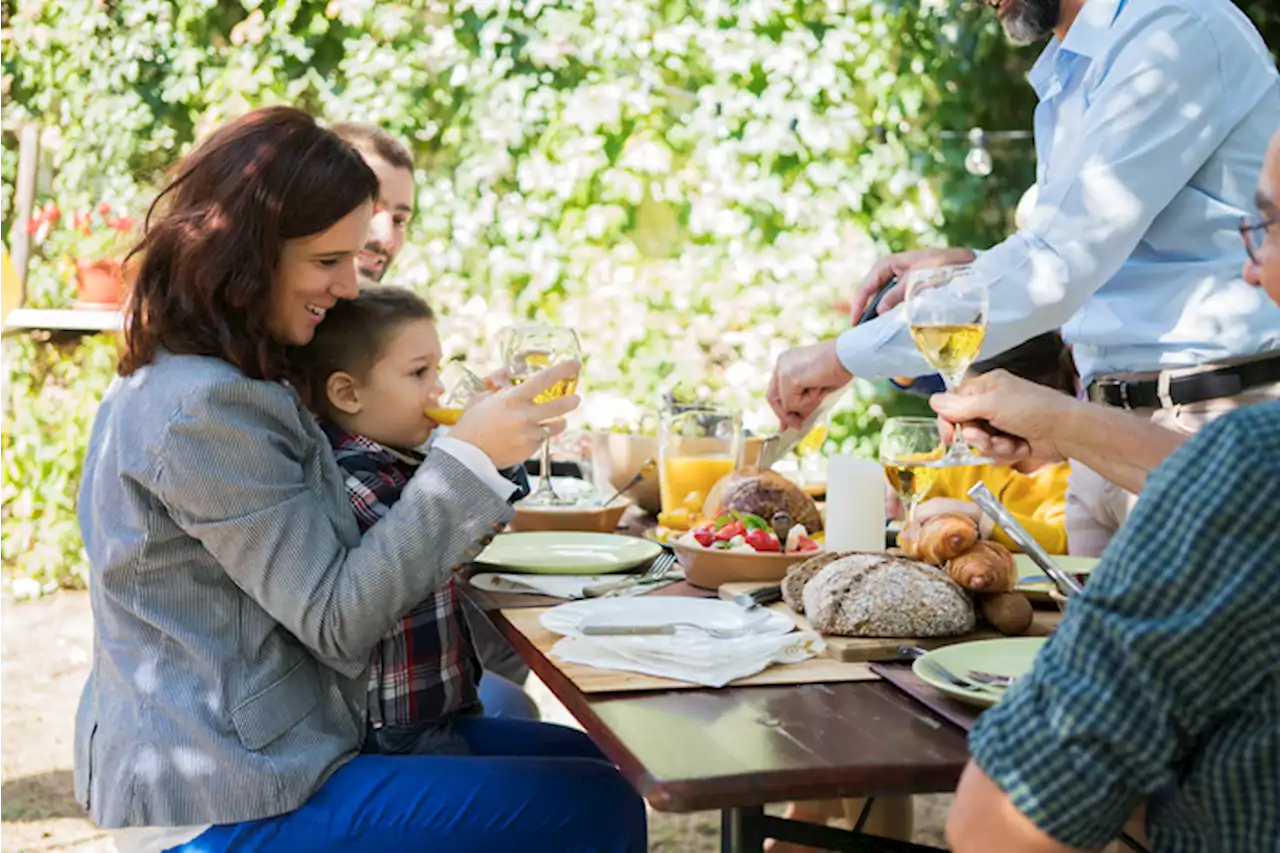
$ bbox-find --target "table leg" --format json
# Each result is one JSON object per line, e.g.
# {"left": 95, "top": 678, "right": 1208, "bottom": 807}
{"left": 721, "top": 806, "right": 767, "bottom": 853}
{"left": 721, "top": 805, "right": 949, "bottom": 852}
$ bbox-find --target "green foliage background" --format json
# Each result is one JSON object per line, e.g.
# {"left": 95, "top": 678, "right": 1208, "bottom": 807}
{"left": 2, "top": 0, "right": 1275, "bottom": 587}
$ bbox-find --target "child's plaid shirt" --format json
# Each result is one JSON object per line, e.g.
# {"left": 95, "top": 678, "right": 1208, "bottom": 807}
{"left": 322, "top": 422, "right": 481, "bottom": 728}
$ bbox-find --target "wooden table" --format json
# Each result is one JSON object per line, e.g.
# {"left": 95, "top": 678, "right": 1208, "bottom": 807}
{"left": 491, "top": 605, "right": 970, "bottom": 852}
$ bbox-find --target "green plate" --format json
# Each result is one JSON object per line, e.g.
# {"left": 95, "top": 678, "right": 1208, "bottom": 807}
{"left": 1014, "top": 554, "right": 1099, "bottom": 602}
{"left": 913, "top": 637, "right": 1047, "bottom": 708}
{"left": 475, "top": 532, "right": 662, "bottom": 575}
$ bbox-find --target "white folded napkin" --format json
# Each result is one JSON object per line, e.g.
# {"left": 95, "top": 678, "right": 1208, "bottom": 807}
{"left": 549, "top": 631, "right": 826, "bottom": 688}
{"left": 468, "top": 573, "right": 673, "bottom": 599}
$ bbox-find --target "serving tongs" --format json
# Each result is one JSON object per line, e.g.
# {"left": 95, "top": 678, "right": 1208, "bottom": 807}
{"left": 967, "top": 482, "right": 1084, "bottom": 598}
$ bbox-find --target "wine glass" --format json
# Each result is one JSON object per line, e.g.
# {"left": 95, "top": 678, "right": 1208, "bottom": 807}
{"left": 501, "top": 324, "right": 584, "bottom": 506}
{"left": 879, "top": 416, "right": 945, "bottom": 523}
{"left": 424, "top": 361, "right": 490, "bottom": 427}
{"left": 904, "top": 265, "right": 992, "bottom": 464}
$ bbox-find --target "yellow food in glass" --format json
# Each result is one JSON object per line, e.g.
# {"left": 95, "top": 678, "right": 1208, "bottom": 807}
{"left": 796, "top": 424, "right": 828, "bottom": 457}
{"left": 883, "top": 449, "right": 946, "bottom": 508}
{"left": 659, "top": 455, "right": 735, "bottom": 529}
{"left": 425, "top": 406, "right": 463, "bottom": 426}
{"left": 510, "top": 350, "right": 578, "bottom": 404}
{"left": 908, "top": 323, "right": 986, "bottom": 379}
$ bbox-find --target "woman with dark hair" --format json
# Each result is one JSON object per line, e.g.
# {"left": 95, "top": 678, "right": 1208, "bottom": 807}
{"left": 75, "top": 106, "right": 645, "bottom": 853}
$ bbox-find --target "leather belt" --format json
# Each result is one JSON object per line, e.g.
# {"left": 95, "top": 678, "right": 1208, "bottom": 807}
{"left": 1086, "top": 355, "right": 1280, "bottom": 410}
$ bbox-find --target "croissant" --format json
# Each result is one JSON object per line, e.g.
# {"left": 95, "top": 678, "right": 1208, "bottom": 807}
{"left": 947, "top": 540, "right": 1017, "bottom": 592}
{"left": 899, "top": 513, "right": 980, "bottom": 565}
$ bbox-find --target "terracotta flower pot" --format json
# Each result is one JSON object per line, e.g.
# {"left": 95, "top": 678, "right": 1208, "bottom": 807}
{"left": 74, "top": 259, "right": 125, "bottom": 308}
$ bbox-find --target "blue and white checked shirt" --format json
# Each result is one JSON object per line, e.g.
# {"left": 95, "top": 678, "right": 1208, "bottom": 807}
{"left": 970, "top": 401, "right": 1280, "bottom": 851}
{"left": 839, "top": 0, "right": 1280, "bottom": 385}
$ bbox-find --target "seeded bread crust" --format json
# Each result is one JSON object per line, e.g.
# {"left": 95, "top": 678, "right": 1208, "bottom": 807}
{"left": 801, "top": 553, "right": 976, "bottom": 637}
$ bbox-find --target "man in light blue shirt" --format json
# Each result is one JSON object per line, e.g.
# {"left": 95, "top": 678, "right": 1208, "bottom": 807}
{"left": 770, "top": 0, "right": 1280, "bottom": 552}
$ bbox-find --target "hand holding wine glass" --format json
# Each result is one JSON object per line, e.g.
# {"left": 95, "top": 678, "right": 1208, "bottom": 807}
{"left": 904, "top": 264, "right": 992, "bottom": 464}
{"left": 449, "top": 360, "right": 581, "bottom": 471}
{"left": 501, "top": 325, "right": 585, "bottom": 505}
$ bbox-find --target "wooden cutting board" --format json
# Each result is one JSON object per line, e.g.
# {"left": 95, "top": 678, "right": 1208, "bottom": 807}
{"left": 502, "top": 607, "right": 880, "bottom": 694}
{"left": 718, "top": 582, "right": 1061, "bottom": 663}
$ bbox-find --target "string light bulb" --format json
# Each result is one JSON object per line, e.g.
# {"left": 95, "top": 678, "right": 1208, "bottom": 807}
{"left": 964, "top": 127, "right": 993, "bottom": 176}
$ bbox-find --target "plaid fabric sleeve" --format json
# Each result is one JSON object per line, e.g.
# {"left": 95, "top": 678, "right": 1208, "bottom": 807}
{"left": 969, "top": 404, "right": 1280, "bottom": 850}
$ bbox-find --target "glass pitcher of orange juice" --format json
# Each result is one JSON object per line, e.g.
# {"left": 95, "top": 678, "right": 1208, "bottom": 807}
{"left": 658, "top": 406, "right": 742, "bottom": 530}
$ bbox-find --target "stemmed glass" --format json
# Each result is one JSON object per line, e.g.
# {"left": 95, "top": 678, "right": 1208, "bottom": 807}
{"left": 425, "top": 361, "right": 490, "bottom": 427}
{"left": 879, "top": 416, "right": 945, "bottom": 523}
{"left": 904, "top": 265, "right": 992, "bottom": 464}
{"left": 501, "top": 324, "right": 583, "bottom": 506}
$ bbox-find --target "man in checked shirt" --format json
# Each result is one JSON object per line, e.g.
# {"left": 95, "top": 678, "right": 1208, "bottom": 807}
{"left": 938, "top": 127, "right": 1280, "bottom": 852}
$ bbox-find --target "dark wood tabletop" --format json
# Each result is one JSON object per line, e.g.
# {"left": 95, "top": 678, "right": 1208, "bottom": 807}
{"left": 492, "top": 608, "right": 971, "bottom": 813}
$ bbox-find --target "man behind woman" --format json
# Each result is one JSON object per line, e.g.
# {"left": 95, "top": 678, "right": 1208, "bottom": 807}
{"left": 76, "top": 106, "right": 645, "bottom": 852}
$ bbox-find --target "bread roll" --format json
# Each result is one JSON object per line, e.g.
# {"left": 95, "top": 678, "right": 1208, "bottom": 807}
{"left": 947, "top": 540, "right": 1017, "bottom": 592}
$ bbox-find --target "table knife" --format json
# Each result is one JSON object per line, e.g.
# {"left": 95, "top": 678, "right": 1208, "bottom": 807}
{"left": 758, "top": 390, "right": 847, "bottom": 471}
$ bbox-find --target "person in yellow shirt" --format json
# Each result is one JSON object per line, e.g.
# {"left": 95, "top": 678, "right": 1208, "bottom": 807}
{"left": 913, "top": 331, "right": 1076, "bottom": 555}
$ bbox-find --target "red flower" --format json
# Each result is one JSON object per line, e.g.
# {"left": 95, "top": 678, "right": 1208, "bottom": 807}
{"left": 41, "top": 201, "right": 61, "bottom": 224}
{"left": 98, "top": 202, "right": 112, "bottom": 216}
{"left": 25, "top": 217, "right": 41, "bottom": 234}
{"left": 108, "top": 215, "right": 135, "bottom": 232}
{"left": 73, "top": 211, "right": 91, "bottom": 232}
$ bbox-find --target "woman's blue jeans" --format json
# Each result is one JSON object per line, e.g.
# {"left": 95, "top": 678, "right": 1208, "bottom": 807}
{"left": 171, "top": 717, "right": 646, "bottom": 852}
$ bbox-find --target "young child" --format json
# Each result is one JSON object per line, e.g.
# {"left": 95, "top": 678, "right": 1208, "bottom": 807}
{"left": 291, "top": 286, "right": 528, "bottom": 756}
{"left": 912, "top": 331, "right": 1076, "bottom": 555}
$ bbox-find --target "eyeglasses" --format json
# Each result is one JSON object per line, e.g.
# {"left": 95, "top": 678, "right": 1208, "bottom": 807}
{"left": 1240, "top": 215, "right": 1278, "bottom": 264}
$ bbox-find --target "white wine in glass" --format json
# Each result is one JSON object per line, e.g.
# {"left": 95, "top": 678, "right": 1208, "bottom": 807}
{"left": 879, "top": 416, "right": 946, "bottom": 522}
{"left": 501, "top": 324, "right": 583, "bottom": 506}
{"left": 904, "top": 264, "right": 992, "bottom": 464}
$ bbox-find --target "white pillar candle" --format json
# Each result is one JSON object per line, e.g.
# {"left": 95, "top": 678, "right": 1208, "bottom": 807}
{"left": 824, "top": 455, "right": 886, "bottom": 553}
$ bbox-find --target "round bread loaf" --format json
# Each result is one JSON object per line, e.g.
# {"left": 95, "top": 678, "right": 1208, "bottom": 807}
{"left": 781, "top": 551, "right": 851, "bottom": 613}
{"left": 801, "top": 553, "right": 975, "bottom": 637}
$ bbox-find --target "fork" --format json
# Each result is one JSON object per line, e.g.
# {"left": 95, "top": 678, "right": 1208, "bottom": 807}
{"left": 581, "top": 548, "right": 677, "bottom": 598}
{"left": 966, "top": 670, "right": 1018, "bottom": 688}
{"left": 920, "top": 658, "right": 1006, "bottom": 696}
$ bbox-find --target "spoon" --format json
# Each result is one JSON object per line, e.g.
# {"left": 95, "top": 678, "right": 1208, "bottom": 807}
{"left": 602, "top": 458, "right": 657, "bottom": 507}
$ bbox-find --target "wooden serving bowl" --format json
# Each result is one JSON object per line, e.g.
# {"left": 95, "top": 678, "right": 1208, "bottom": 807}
{"left": 670, "top": 538, "right": 818, "bottom": 590}
{"left": 509, "top": 500, "right": 630, "bottom": 534}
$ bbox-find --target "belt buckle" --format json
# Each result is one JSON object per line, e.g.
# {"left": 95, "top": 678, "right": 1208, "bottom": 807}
{"left": 1156, "top": 372, "right": 1175, "bottom": 409}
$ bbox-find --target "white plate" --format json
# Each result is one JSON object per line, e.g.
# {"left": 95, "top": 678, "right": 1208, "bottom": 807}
{"left": 540, "top": 597, "right": 795, "bottom": 638}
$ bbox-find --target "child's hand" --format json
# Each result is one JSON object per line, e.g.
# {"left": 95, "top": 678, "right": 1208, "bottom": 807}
{"left": 450, "top": 360, "right": 582, "bottom": 470}
{"left": 914, "top": 497, "right": 994, "bottom": 539}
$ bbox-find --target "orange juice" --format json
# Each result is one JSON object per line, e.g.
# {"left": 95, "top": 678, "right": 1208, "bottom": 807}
{"left": 425, "top": 407, "right": 463, "bottom": 426}
{"left": 659, "top": 455, "right": 735, "bottom": 526}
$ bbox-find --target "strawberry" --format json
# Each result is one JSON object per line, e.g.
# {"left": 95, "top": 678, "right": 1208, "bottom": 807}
{"left": 744, "top": 528, "right": 781, "bottom": 552}
{"left": 714, "top": 520, "right": 745, "bottom": 542}
{"left": 692, "top": 526, "right": 715, "bottom": 547}
{"left": 795, "top": 536, "right": 820, "bottom": 552}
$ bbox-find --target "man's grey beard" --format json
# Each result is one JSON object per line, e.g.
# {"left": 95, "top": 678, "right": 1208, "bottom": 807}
{"left": 1000, "top": 0, "right": 1060, "bottom": 45}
